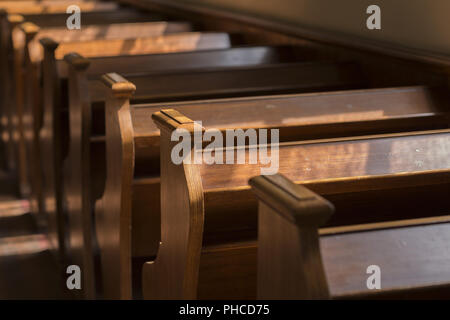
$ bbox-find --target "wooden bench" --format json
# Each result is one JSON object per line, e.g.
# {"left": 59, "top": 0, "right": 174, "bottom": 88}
{"left": 35, "top": 33, "right": 233, "bottom": 266}
{"left": 57, "top": 53, "right": 363, "bottom": 298}
{"left": 251, "top": 174, "right": 450, "bottom": 299}
{"left": 92, "top": 83, "right": 448, "bottom": 299}
{"left": 17, "top": 21, "right": 202, "bottom": 216}
{"left": 0, "top": 6, "right": 166, "bottom": 197}
{"left": 0, "top": 5, "right": 165, "bottom": 165}
{"left": 144, "top": 111, "right": 450, "bottom": 299}
{"left": 17, "top": 29, "right": 231, "bottom": 231}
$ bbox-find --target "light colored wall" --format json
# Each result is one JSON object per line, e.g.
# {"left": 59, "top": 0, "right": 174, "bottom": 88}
{"left": 178, "top": 0, "right": 450, "bottom": 55}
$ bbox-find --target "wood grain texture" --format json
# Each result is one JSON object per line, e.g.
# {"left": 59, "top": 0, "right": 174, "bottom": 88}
{"left": 20, "top": 23, "right": 197, "bottom": 207}
{"left": 253, "top": 174, "right": 450, "bottom": 299}
{"left": 95, "top": 73, "right": 135, "bottom": 300}
{"left": 28, "top": 21, "right": 193, "bottom": 63}
{"left": 54, "top": 33, "right": 231, "bottom": 59}
{"left": 153, "top": 112, "right": 450, "bottom": 298}
{"left": 110, "top": 86, "right": 448, "bottom": 294}
{"left": 60, "top": 46, "right": 303, "bottom": 281}
{"left": 200, "top": 130, "right": 450, "bottom": 191}
{"left": 131, "top": 86, "right": 450, "bottom": 145}
{"left": 38, "top": 31, "right": 229, "bottom": 268}
{"left": 251, "top": 174, "right": 333, "bottom": 299}
{"left": 87, "top": 60, "right": 364, "bottom": 261}
{"left": 143, "top": 110, "right": 204, "bottom": 300}
{"left": 88, "top": 61, "right": 365, "bottom": 103}
{"left": 322, "top": 221, "right": 450, "bottom": 298}
{"left": 18, "top": 19, "right": 197, "bottom": 229}
{"left": 8, "top": 17, "right": 175, "bottom": 195}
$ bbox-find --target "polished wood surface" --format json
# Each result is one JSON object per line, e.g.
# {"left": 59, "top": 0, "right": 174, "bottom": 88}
{"left": 89, "top": 62, "right": 364, "bottom": 103}
{"left": 106, "top": 83, "right": 448, "bottom": 298}
{"left": 1, "top": 0, "right": 449, "bottom": 301}
{"left": 58, "top": 45, "right": 304, "bottom": 77}
{"left": 252, "top": 174, "right": 450, "bottom": 299}
{"left": 250, "top": 174, "right": 333, "bottom": 299}
{"left": 199, "top": 130, "right": 450, "bottom": 190}
{"left": 38, "top": 32, "right": 232, "bottom": 275}
{"left": 146, "top": 110, "right": 450, "bottom": 298}
{"left": 92, "top": 60, "right": 364, "bottom": 297}
{"left": 143, "top": 109, "right": 204, "bottom": 300}
{"left": 62, "top": 45, "right": 301, "bottom": 272}
{"left": 0, "top": 8, "right": 163, "bottom": 186}
{"left": 95, "top": 73, "right": 136, "bottom": 299}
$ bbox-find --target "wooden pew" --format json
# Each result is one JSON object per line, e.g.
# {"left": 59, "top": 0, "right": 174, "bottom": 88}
{"left": 251, "top": 174, "right": 450, "bottom": 299}
{"left": 35, "top": 33, "right": 234, "bottom": 298}
{"left": 59, "top": 56, "right": 362, "bottom": 298}
{"left": 0, "top": 6, "right": 166, "bottom": 196}
{"left": 0, "top": 7, "right": 163, "bottom": 62}
{"left": 95, "top": 83, "right": 448, "bottom": 299}
{"left": 144, "top": 110, "right": 450, "bottom": 299}
{"left": 17, "top": 29, "right": 230, "bottom": 227}
{"left": 59, "top": 46, "right": 305, "bottom": 298}
{"left": 17, "top": 21, "right": 199, "bottom": 216}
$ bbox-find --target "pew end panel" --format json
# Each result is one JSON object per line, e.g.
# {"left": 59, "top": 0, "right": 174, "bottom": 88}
{"left": 40, "top": 37, "right": 67, "bottom": 259}
{"left": 252, "top": 174, "right": 450, "bottom": 299}
{"left": 143, "top": 109, "right": 205, "bottom": 300}
{"left": 249, "top": 173, "right": 333, "bottom": 299}
{"left": 95, "top": 73, "right": 136, "bottom": 300}
{"left": 63, "top": 53, "right": 95, "bottom": 299}
{"left": 19, "top": 21, "right": 44, "bottom": 221}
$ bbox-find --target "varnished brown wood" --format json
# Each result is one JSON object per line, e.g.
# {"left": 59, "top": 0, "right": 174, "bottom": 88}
{"left": 1, "top": 8, "right": 166, "bottom": 193}
{"left": 143, "top": 109, "right": 204, "bottom": 300}
{"left": 96, "top": 83, "right": 449, "bottom": 299}
{"left": 252, "top": 174, "right": 450, "bottom": 299}
{"left": 250, "top": 174, "right": 333, "bottom": 299}
{"left": 86, "top": 61, "right": 364, "bottom": 297}
{"left": 1, "top": 0, "right": 449, "bottom": 301}
{"left": 17, "top": 21, "right": 195, "bottom": 223}
{"left": 144, "top": 110, "right": 450, "bottom": 298}
{"left": 38, "top": 31, "right": 231, "bottom": 270}
{"left": 53, "top": 32, "right": 231, "bottom": 59}
{"left": 58, "top": 46, "right": 302, "bottom": 299}
{"left": 129, "top": 87, "right": 449, "bottom": 253}
{"left": 95, "top": 73, "right": 136, "bottom": 299}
